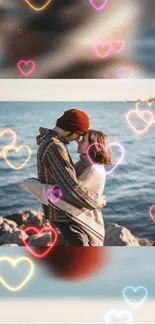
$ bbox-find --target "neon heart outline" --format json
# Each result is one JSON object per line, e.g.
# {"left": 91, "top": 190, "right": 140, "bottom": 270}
{"left": 123, "top": 286, "right": 148, "bottom": 309}
{"left": 25, "top": 0, "right": 52, "bottom": 11}
{"left": 93, "top": 41, "right": 113, "bottom": 59}
{"left": 89, "top": 0, "right": 108, "bottom": 11}
{"left": 126, "top": 110, "right": 154, "bottom": 135}
{"left": 104, "top": 309, "right": 133, "bottom": 324}
{"left": 149, "top": 205, "right": 155, "bottom": 223}
{"left": 17, "top": 60, "right": 35, "bottom": 76}
{"left": 2, "top": 145, "right": 32, "bottom": 170}
{"left": 0, "top": 129, "right": 17, "bottom": 156}
{"left": 87, "top": 142, "right": 125, "bottom": 175}
{"left": 46, "top": 188, "right": 63, "bottom": 203}
{"left": 22, "top": 226, "right": 58, "bottom": 258}
{"left": 117, "top": 67, "right": 134, "bottom": 79}
{"left": 136, "top": 99, "right": 155, "bottom": 124}
{"left": 106, "top": 142, "right": 125, "bottom": 175}
{"left": 93, "top": 40, "right": 125, "bottom": 59}
{"left": 0, "top": 256, "right": 34, "bottom": 292}
{"left": 111, "top": 40, "right": 125, "bottom": 53}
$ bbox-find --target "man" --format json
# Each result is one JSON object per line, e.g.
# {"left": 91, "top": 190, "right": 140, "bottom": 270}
{"left": 36, "top": 108, "right": 105, "bottom": 245}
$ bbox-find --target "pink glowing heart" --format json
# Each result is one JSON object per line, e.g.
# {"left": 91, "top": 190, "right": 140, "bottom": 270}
{"left": 89, "top": 0, "right": 108, "bottom": 11}
{"left": 87, "top": 142, "right": 125, "bottom": 175}
{"left": 111, "top": 40, "right": 125, "bottom": 53}
{"left": 149, "top": 205, "right": 155, "bottom": 223}
{"left": 17, "top": 60, "right": 35, "bottom": 76}
{"left": 126, "top": 110, "right": 154, "bottom": 135}
{"left": 106, "top": 142, "right": 125, "bottom": 175}
{"left": 46, "top": 188, "right": 63, "bottom": 204}
{"left": 93, "top": 41, "right": 113, "bottom": 59}
{"left": 93, "top": 40, "right": 125, "bottom": 59}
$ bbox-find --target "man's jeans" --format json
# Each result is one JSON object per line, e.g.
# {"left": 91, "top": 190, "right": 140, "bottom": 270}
{"left": 54, "top": 221, "right": 90, "bottom": 247}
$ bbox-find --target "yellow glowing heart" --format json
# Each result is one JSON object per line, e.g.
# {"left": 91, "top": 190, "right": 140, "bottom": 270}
{"left": 25, "top": 0, "right": 52, "bottom": 11}
{"left": 136, "top": 99, "right": 155, "bottom": 124}
{"left": 0, "top": 257, "right": 34, "bottom": 291}
{"left": 2, "top": 145, "right": 32, "bottom": 170}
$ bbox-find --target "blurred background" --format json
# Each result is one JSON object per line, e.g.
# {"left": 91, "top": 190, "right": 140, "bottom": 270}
{"left": 0, "top": 0, "right": 155, "bottom": 78}
{"left": 0, "top": 247, "right": 154, "bottom": 324}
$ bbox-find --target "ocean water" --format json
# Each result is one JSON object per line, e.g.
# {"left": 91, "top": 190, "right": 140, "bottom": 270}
{"left": 0, "top": 101, "right": 155, "bottom": 241}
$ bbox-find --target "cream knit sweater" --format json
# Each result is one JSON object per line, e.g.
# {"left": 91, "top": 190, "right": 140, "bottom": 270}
{"left": 75, "top": 154, "right": 106, "bottom": 196}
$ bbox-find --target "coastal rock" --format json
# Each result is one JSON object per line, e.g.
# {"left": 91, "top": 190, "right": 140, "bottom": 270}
{"left": 27, "top": 232, "right": 52, "bottom": 246}
{"left": 0, "top": 211, "right": 154, "bottom": 246}
{"left": 136, "top": 237, "right": 153, "bottom": 246}
{"left": 0, "top": 210, "right": 48, "bottom": 246}
{"left": 104, "top": 224, "right": 141, "bottom": 246}
{"left": 26, "top": 209, "right": 44, "bottom": 227}
{"left": 0, "top": 230, "right": 23, "bottom": 246}
{"left": 0, "top": 217, "right": 4, "bottom": 226}
{"left": 2, "top": 244, "right": 18, "bottom": 246}
{"left": 3, "top": 211, "right": 26, "bottom": 226}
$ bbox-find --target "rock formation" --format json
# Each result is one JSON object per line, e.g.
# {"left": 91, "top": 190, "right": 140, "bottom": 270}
{"left": 104, "top": 223, "right": 153, "bottom": 246}
{"left": 0, "top": 210, "right": 154, "bottom": 246}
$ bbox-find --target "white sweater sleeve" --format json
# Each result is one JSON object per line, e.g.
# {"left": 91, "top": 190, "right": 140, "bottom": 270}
{"left": 77, "top": 165, "right": 106, "bottom": 196}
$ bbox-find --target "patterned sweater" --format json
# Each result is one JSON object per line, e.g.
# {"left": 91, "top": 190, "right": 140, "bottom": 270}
{"left": 37, "top": 127, "right": 104, "bottom": 223}
{"left": 20, "top": 153, "right": 106, "bottom": 245}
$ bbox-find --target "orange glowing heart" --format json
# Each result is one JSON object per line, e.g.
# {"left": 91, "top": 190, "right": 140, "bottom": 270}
{"left": 2, "top": 145, "right": 32, "bottom": 170}
{"left": 126, "top": 110, "right": 154, "bottom": 135}
{"left": 0, "top": 129, "right": 17, "bottom": 156}
{"left": 136, "top": 100, "right": 155, "bottom": 124}
{"left": 25, "top": 0, "right": 52, "bottom": 11}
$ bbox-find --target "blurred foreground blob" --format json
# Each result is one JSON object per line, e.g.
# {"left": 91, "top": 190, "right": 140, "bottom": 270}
{"left": 32, "top": 247, "right": 109, "bottom": 281}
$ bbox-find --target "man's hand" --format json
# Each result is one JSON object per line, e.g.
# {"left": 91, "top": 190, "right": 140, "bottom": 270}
{"left": 97, "top": 195, "right": 106, "bottom": 209}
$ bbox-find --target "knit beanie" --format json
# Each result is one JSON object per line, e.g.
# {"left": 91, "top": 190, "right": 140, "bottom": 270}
{"left": 56, "top": 109, "right": 90, "bottom": 134}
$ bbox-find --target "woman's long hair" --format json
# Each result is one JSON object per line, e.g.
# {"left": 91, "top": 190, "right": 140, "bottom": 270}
{"left": 87, "top": 129, "right": 113, "bottom": 166}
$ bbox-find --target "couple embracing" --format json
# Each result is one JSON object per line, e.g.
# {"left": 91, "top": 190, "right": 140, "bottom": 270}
{"left": 21, "top": 109, "right": 112, "bottom": 246}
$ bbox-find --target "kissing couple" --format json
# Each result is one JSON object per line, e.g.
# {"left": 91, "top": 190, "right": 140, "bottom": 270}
{"left": 20, "top": 109, "right": 112, "bottom": 246}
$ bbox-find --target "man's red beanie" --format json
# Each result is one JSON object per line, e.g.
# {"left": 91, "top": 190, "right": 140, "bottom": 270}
{"left": 56, "top": 109, "right": 89, "bottom": 135}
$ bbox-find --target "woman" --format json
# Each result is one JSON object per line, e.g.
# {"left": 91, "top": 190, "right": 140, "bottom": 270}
{"left": 20, "top": 130, "right": 112, "bottom": 246}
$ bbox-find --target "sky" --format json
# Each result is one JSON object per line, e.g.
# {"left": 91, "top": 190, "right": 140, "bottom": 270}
{"left": 0, "top": 79, "right": 155, "bottom": 102}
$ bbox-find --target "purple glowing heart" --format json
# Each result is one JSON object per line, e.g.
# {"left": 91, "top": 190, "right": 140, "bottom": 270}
{"left": 117, "top": 67, "right": 134, "bottom": 79}
{"left": 46, "top": 188, "right": 62, "bottom": 203}
{"left": 106, "top": 142, "right": 125, "bottom": 175}
{"left": 89, "top": 0, "right": 108, "bottom": 11}
{"left": 87, "top": 142, "right": 125, "bottom": 176}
